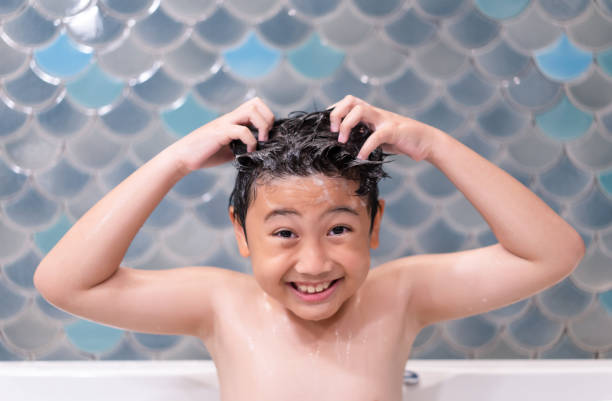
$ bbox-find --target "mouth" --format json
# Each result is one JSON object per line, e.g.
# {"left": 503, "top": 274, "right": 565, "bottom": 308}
{"left": 287, "top": 278, "right": 342, "bottom": 303}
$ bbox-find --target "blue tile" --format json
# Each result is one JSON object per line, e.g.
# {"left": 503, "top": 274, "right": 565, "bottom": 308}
{"left": 133, "top": 68, "right": 185, "bottom": 106}
{"left": 36, "top": 0, "right": 90, "bottom": 17}
{"left": 124, "top": 229, "right": 153, "bottom": 262}
{"left": 66, "top": 5, "right": 125, "bottom": 46}
{"left": 287, "top": 32, "right": 344, "bottom": 79}
{"left": 194, "top": 7, "right": 247, "bottom": 46}
{"left": 133, "top": 6, "right": 186, "bottom": 48}
{"left": 384, "top": 68, "right": 432, "bottom": 107}
{"left": 417, "top": 0, "right": 466, "bottom": 17}
{"left": 0, "top": 279, "right": 26, "bottom": 318}
{"left": 195, "top": 191, "right": 232, "bottom": 228}
{"left": 538, "top": 277, "right": 593, "bottom": 317}
{"left": 418, "top": 219, "right": 467, "bottom": 253}
{"left": 4, "top": 188, "right": 58, "bottom": 227}
{"left": 477, "top": 100, "right": 526, "bottom": 138}
{"left": 385, "top": 8, "right": 436, "bottom": 48}
{"left": 535, "top": 96, "right": 592, "bottom": 140}
{"left": 4, "top": 68, "right": 60, "bottom": 107}
{"left": 476, "top": 40, "right": 530, "bottom": 78}
{"left": 445, "top": 316, "right": 498, "bottom": 347}
{"left": 37, "top": 96, "right": 89, "bottom": 138}
{"left": 133, "top": 332, "right": 180, "bottom": 350}
{"left": 0, "top": 0, "right": 26, "bottom": 15}
{"left": 258, "top": 63, "right": 311, "bottom": 106}
{"left": 386, "top": 189, "right": 433, "bottom": 228}
{"left": 37, "top": 159, "right": 91, "bottom": 198}
{"left": 598, "top": 48, "right": 612, "bottom": 77}
{"left": 66, "top": 64, "right": 124, "bottom": 109}
{"left": 172, "top": 170, "right": 216, "bottom": 199}
{"left": 290, "top": 0, "right": 340, "bottom": 17}
{"left": 195, "top": 68, "right": 248, "bottom": 106}
{"left": 100, "top": 0, "right": 154, "bottom": 16}
{"left": 258, "top": 8, "right": 311, "bottom": 48}
{"left": 3, "top": 6, "right": 58, "bottom": 46}
{"left": 571, "top": 186, "right": 612, "bottom": 229}
{"left": 0, "top": 220, "right": 26, "bottom": 260}
{"left": 4, "top": 251, "right": 39, "bottom": 289}
{"left": 224, "top": 31, "right": 281, "bottom": 79}
{"left": 474, "top": 0, "right": 530, "bottom": 20}
{"left": 448, "top": 7, "right": 499, "bottom": 49}
{"left": 506, "top": 64, "right": 561, "bottom": 110}
{"left": 416, "top": 164, "right": 457, "bottom": 198}
{"left": 447, "top": 70, "right": 494, "bottom": 107}
{"left": 145, "top": 197, "right": 184, "bottom": 228}
{"left": 538, "top": 0, "right": 589, "bottom": 21}
{"left": 34, "top": 33, "right": 92, "bottom": 77}
{"left": 162, "top": 93, "right": 218, "bottom": 136}
{"left": 323, "top": 66, "right": 371, "bottom": 104}
{"left": 509, "top": 304, "right": 563, "bottom": 347}
{"left": 353, "top": 0, "right": 401, "bottom": 17}
{"left": 568, "top": 69, "right": 612, "bottom": 111}
{"left": 64, "top": 319, "right": 124, "bottom": 353}
{"left": 601, "top": 290, "right": 612, "bottom": 315}
{"left": 534, "top": 34, "right": 592, "bottom": 81}
{"left": 0, "top": 99, "right": 27, "bottom": 137}
{"left": 416, "top": 99, "right": 465, "bottom": 134}
{"left": 599, "top": 170, "right": 612, "bottom": 197}
{"left": 539, "top": 153, "right": 590, "bottom": 197}
{"left": 34, "top": 214, "right": 72, "bottom": 254}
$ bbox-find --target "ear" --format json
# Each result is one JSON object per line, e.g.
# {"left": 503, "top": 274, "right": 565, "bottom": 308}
{"left": 229, "top": 206, "right": 250, "bottom": 257}
{"left": 370, "top": 199, "right": 385, "bottom": 250}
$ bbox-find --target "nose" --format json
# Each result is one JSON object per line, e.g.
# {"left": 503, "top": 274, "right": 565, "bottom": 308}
{"left": 294, "top": 238, "right": 333, "bottom": 277}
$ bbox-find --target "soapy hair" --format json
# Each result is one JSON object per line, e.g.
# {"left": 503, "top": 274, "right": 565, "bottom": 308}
{"left": 228, "top": 109, "right": 390, "bottom": 233}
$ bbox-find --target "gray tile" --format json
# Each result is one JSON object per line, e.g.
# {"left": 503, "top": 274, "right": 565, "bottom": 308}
{"left": 4, "top": 68, "right": 61, "bottom": 108}
{"left": 4, "top": 187, "right": 58, "bottom": 227}
{"left": 97, "top": 35, "right": 157, "bottom": 80}
{"left": 448, "top": 7, "right": 499, "bottom": 49}
{"left": 416, "top": 0, "right": 467, "bottom": 18}
{"left": 568, "top": 129, "right": 612, "bottom": 169}
{"left": 165, "top": 218, "right": 220, "bottom": 260}
{"left": 447, "top": 69, "right": 494, "bottom": 108}
{"left": 0, "top": 37, "right": 28, "bottom": 77}
{"left": 477, "top": 99, "right": 527, "bottom": 138}
{"left": 538, "top": 0, "right": 590, "bottom": 21}
{"left": 568, "top": 6, "right": 612, "bottom": 50}
{"left": 37, "top": 159, "right": 91, "bottom": 198}
{"left": 37, "top": 96, "right": 90, "bottom": 138}
{"left": 3, "top": 305, "right": 63, "bottom": 351}
{"left": 505, "top": 5, "right": 562, "bottom": 51}
{"left": 385, "top": 8, "right": 437, "bottom": 48}
{"left": 571, "top": 244, "right": 612, "bottom": 292}
{"left": 539, "top": 333, "right": 595, "bottom": 358}
{"left": 0, "top": 158, "right": 28, "bottom": 198}
{"left": 163, "top": 38, "right": 219, "bottom": 83}
{"left": 538, "top": 277, "right": 594, "bottom": 318}
{"left": 3, "top": 6, "right": 58, "bottom": 47}
{"left": 475, "top": 335, "right": 532, "bottom": 358}
{"left": 0, "top": 277, "right": 26, "bottom": 318}
{"left": 257, "top": 61, "right": 311, "bottom": 107}
{"left": 415, "top": 39, "right": 468, "bottom": 79}
{"left": 258, "top": 7, "right": 312, "bottom": 48}
{"left": 539, "top": 152, "right": 591, "bottom": 198}
{"left": 160, "top": 0, "right": 216, "bottom": 23}
{"left": 570, "top": 186, "right": 612, "bottom": 229}
{"left": 36, "top": 0, "right": 90, "bottom": 17}
{"left": 66, "top": 5, "right": 126, "bottom": 47}
{"left": 349, "top": 34, "right": 406, "bottom": 80}
{"left": 444, "top": 315, "right": 499, "bottom": 348}
{"left": 384, "top": 68, "right": 433, "bottom": 107}
{"left": 475, "top": 40, "right": 530, "bottom": 79}
{"left": 319, "top": 3, "right": 373, "bottom": 48}
{"left": 417, "top": 218, "right": 467, "bottom": 253}
{"left": 101, "top": 97, "right": 152, "bottom": 136}
{"left": 507, "top": 128, "right": 563, "bottom": 170}
{"left": 568, "top": 69, "right": 612, "bottom": 111}
{"left": 569, "top": 300, "right": 612, "bottom": 349}
{"left": 132, "top": 68, "right": 186, "bottom": 106}
{"left": 100, "top": 0, "right": 155, "bottom": 18}
{"left": 505, "top": 63, "right": 562, "bottom": 111}
{"left": 194, "top": 7, "right": 247, "bottom": 47}
{"left": 508, "top": 304, "right": 563, "bottom": 347}
{"left": 194, "top": 68, "right": 249, "bottom": 107}
{"left": 353, "top": 0, "right": 401, "bottom": 18}
{"left": 132, "top": 6, "right": 187, "bottom": 49}
{"left": 66, "top": 122, "right": 123, "bottom": 169}
{"left": 0, "top": 220, "right": 27, "bottom": 261}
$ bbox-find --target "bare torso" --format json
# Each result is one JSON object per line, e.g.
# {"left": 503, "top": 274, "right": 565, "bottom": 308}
{"left": 202, "top": 265, "right": 421, "bottom": 401}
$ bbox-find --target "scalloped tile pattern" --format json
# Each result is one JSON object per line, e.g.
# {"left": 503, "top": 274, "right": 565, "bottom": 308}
{"left": 1, "top": 0, "right": 611, "bottom": 362}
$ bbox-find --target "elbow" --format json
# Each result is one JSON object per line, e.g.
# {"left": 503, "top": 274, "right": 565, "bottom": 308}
{"left": 562, "top": 230, "right": 586, "bottom": 274}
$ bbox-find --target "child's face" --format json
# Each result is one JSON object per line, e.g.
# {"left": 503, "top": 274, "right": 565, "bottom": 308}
{"left": 230, "top": 174, "right": 383, "bottom": 322}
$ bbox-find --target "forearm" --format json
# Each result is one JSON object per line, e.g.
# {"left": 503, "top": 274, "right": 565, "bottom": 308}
{"left": 425, "top": 127, "right": 585, "bottom": 268}
{"left": 34, "top": 147, "right": 186, "bottom": 296}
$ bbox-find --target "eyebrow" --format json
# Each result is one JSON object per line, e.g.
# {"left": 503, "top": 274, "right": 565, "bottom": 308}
{"left": 263, "top": 206, "right": 359, "bottom": 222}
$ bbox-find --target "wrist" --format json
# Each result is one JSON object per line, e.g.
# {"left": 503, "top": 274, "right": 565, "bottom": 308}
{"left": 157, "top": 145, "right": 191, "bottom": 182}
{"left": 424, "top": 126, "right": 451, "bottom": 165}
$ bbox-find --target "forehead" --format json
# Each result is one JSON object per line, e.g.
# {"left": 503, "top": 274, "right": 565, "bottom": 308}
{"left": 251, "top": 174, "right": 364, "bottom": 211}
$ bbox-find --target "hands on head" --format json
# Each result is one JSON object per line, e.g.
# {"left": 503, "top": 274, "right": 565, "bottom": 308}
{"left": 168, "top": 95, "right": 436, "bottom": 175}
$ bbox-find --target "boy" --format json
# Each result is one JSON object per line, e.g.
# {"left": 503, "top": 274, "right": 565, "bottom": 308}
{"left": 34, "top": 95, "right": 585, "bottom": 400}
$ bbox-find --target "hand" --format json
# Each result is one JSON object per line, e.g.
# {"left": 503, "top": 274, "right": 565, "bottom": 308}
{"left": 329, "top": 95, "right": 437, "bottom": 162}
{"left": 166, "top": 97, "right": 274, "bottom": 172}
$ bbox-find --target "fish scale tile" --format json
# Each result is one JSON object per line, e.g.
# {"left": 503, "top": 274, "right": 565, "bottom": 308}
{"left": 2, "top": 0, "right": 612, "bottom": 361}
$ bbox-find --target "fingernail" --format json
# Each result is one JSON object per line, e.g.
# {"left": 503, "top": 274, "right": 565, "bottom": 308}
{"left": 331, "top": 123, "right": 338, "bottom": 132}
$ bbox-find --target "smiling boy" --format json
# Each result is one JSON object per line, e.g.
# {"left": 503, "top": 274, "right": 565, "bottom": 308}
{"left": 34, "top": 95, "right": 585, "bottom": 400}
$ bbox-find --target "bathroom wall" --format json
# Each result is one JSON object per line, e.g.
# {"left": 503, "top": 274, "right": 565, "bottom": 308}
{"left": 1, "top": 0, "right": 611, "bottom": 360}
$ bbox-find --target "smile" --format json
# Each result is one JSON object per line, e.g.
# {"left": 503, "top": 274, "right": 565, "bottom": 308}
{"left": 287, "top": 278, "right": 342, "bottom": 302}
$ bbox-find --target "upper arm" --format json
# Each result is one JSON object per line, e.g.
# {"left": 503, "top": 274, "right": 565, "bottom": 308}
{"left": 394, "top": 243, "right": 579, "bottom": 329}
{"left": 38, "top": 265, "right": 236, "bottom": 339}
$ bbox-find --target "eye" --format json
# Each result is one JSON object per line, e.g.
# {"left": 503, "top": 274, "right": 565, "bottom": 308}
{"left": 274, "top": 229, "right": 296, "bottom": 239}
{"left": 328, "top": 225, "right": 351, "bottom": 236}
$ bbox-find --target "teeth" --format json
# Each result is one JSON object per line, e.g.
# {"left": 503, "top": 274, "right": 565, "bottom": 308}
{"left": 296, "top": 281, "right": 332, "bottom": 294}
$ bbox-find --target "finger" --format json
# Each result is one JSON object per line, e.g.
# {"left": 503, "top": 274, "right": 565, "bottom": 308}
{"left": 247, "top": 108, "right": 270, "bottom": 142}
{"left": 252, "top": 102, "right": 274, "bottom": 141}
{"left": 329, "top": 95, "right": 359, "bottom": 132}
{"left": 337, "top": 105, "right": 366, "bottom": 143}
{"left": 357, "top": 129, "right": 388, "bottom": 160}
{"left": 228, "top": 125, "right": 258, "bottom": 153}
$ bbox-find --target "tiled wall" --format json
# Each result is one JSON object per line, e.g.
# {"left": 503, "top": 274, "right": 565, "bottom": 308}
{"left": 1, "top": 0, "right": 611, "bottom": 360}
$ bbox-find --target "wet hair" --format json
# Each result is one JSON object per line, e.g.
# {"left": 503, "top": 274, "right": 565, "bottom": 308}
{"left": 228, "top": 109, "right": 390, "bottom": 235}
